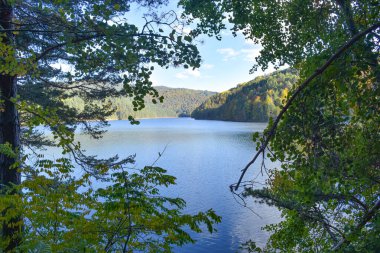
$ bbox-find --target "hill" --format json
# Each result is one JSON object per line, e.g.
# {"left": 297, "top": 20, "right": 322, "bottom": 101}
{"left": 65, "top": 86, "right": 216, "bottom": 120}
{"left": 191, "top": 69, "right": 299, "bottom": 122}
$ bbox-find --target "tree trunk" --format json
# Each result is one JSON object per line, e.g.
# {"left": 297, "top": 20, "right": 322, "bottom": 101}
{"left": 0, "top": 3, "right": 22, "bottom": 251}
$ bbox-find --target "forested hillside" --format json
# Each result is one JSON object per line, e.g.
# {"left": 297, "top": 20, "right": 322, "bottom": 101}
{"left": 65, "top": 86, "right": 216, "bottom": 120}
{"left": 191, "top": 69, "right": 298, "bottom": 122}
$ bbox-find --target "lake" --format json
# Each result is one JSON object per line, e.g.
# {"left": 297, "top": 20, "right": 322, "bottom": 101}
{"left": 70, "top": 118, "right": 281, "bottom": 252}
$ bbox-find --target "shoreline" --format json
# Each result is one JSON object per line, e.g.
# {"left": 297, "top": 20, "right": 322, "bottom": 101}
{"left": 106, "top": 116, "right": 189, "bottom": 121}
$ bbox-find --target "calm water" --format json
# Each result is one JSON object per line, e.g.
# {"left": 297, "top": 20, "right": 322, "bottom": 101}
{"left": 64, "top": 118, "right": 281, "bottom": 252}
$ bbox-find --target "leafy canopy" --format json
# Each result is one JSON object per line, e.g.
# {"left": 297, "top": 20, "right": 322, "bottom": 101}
{"left": 179, "top": 0, "right": 380, "bottom": 252}
{"left": 0, "top": 0, "right": 221, "bottom": 251}
{"left": 191, "top": 69, "right": 298, "bottom": 122}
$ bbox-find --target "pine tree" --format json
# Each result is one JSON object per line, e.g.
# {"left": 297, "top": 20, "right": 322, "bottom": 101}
{"left": 0, "top": 1, "right": 220, "bottom": 251}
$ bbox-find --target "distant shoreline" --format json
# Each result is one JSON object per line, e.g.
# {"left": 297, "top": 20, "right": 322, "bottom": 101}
{"left": 106, "top": 117, "right": 269, "bottom": 123}
{"left": 135, "top": 116, "right": 181, "bottom": 120}
{"left": 106, "top": 116, "right": 192, "bottom": 121}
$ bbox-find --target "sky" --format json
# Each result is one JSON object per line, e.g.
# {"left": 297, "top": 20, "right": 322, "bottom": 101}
{"left": 150, "top": 34, "right": 278, "bottom": 92}
{"left": 51, "top": 2, "right": 280, "bottom": 93}
{"left": 130, "top": 2, "right": 278, "bottom": 93}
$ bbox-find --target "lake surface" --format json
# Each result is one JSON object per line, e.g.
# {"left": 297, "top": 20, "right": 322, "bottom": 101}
{"left": 71, "top": 118, "right": 281, "bottom": 252}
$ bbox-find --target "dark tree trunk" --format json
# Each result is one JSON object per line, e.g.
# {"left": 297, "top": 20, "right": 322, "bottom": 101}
{"left": 0, "top": 3, "right": 22, "bottom": 251}
{"left": 0, "top": 75, "right": 21, "bottom": 251}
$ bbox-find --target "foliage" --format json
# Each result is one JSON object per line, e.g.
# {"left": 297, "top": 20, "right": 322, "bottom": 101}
{"left": 64, "top": 86, "right": 216, "bottom": 120}
{"left": 191, "top": 69, "right": 298, "bottom": 122}
{"left": 11, "top": 155, "right": 220, "bottom": 252}
{"left": 180, "top": 0, "right": 380, "bottom": 252}
{"left": 0, "top": 98, "right": 222, "bottom": 252}
{"left": 0, "top": 0, "right": 221, "bottom": 251}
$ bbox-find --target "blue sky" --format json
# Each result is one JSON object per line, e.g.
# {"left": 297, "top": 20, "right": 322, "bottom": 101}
{"left": 151, "top": 34, "right": 277, "bottom": 92}
{"left": 130, "top": 2, "right": 278, "bottom": 92}
{"left": 51, "top": 2, "right": 279, "bottom": 92}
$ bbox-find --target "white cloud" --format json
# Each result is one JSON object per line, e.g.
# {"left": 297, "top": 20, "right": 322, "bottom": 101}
{"left": 175, "top": 69, "right": 201, "bottom": 79}
{"left": 244, "top": 39, "right": 255, "bottom": 45}
{"left": 202, "top": 63, "right": 214, "bottom": 69}
{"left": 217, "top": 48, "right": 240, "bottom": 61}
{"left": 241, "top": 48, "right": 261, "bottom": 62}
{"left": 216, "top": 46, "right": 263, "bottom": 62}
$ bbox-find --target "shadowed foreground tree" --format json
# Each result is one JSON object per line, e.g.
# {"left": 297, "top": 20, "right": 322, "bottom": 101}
{"left": 180, "top": 0, "right": 379, "bottom": 252}
{"left": 0, "top": 0, "right": 220, "bottom": 251}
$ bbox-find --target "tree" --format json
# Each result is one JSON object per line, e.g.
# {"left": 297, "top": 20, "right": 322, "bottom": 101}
{"left": 191, "top": 69, "right": 298, "bottom": 122}
{"left": 180, "top": 0, "right": 379, "bottom": 251}
{"left": 0, "top": 0, "right": 220, "bottom": 251}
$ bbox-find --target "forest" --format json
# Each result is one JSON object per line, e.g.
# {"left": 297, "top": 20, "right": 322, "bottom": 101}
{"left": 1, "top": 0, "right": 379, "bottom": 252}
{"left": 65, "top": 70, "right": 298, "bottom": 122}
{"left": 191, "top": 69, "right": 298, "bottom": 122}
{"left": 65, "top": 86, "right": 216, "bottom": 120}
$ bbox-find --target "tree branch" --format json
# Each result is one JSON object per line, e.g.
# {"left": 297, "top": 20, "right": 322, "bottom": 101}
{"left": 0, "top": 29, "right": 98, "bottom": 33}
{"left": 331, "top": 198, "right": 380, "bottom": 251}
{"left": 34, "top": 34, "right": 105, "bottom": 62}
{"left": 233, "top": 22, "right": 380, "bottom": 191}
{"left": 34, "top": 32, "right": 185, "bottom": 63}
